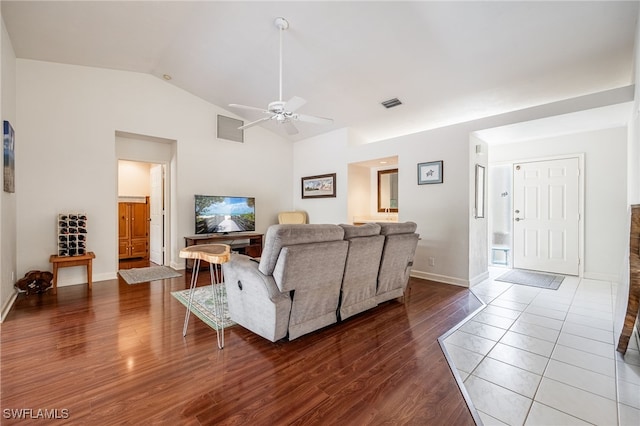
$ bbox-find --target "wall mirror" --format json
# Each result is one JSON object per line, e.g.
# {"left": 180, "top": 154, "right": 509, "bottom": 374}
{"left": 378, "top": 168, "right": 399, "bottom": 212}
{"left": 475, "top": 164, "right": 485, "bottom": 218}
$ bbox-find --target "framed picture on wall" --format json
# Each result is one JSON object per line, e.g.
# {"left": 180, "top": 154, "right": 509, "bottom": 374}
{"left": 417, "top": 161, "right": 443, "bottom": 185}
{"left": 301, "top": 173, "right": 336, "bottom": 198}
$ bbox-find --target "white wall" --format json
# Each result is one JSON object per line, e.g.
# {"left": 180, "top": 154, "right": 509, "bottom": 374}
{"left": 347, "top": 163, "right": 370, "bottom": 223}
{"left": 469, "top": 135, "right": 489, "bottom": 284}
{"left": 16, "top": 59, "right": 292, "bottom": 287}
{"left": 1, "top": 15, "right": 17, "bottom": 321}
{"left": 118, "top": 160, "right": 151, "bottom": 197}
{"left": 293, "top": 128, "right": 350, "bottom": 224}
{"left": 491, "top": 126, "right": 628, "bottom": 280}
{"left": 395, "top": 126, "right": 472, "bottom": 285}
{"left": 294, "top": 123, "right": 473, "bottom": 285}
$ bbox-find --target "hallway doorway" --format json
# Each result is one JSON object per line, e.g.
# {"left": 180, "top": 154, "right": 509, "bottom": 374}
{"left": 115, "top": 131, "right": 175, "bottom": 272}
{"left": 117, "top": 162, "right": 163, "bottom": 269}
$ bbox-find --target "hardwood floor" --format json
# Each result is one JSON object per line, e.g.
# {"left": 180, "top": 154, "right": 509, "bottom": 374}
{"left": 118, "top": 257, "right": 153, "bottom": 269}
{"left": 1, "top": 274, "right": 481, "bottom": 425}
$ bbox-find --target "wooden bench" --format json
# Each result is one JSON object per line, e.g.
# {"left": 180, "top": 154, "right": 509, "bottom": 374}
{"left": 49, "top": 252, "right": 95, "bottom": 294}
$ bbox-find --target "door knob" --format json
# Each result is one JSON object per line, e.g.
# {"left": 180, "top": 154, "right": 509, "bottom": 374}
{"left": 515, "top": 218, "right": 523, "bottom": 222}
{"left": 515, "top": 210, "right": 520, "bottom": 214}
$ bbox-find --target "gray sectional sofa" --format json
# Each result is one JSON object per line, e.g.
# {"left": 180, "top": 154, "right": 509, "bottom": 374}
{"left": 222, "top": 222, "right": 419, "bottom": 342}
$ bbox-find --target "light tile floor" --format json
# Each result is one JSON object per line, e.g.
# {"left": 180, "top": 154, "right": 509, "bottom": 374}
{"left": 441, "top": 268, "right": 640, "bottom": 426}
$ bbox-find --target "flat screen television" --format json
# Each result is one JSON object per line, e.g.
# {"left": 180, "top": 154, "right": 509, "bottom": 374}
{"left": 195, "top": 195, "right": 255, "bottom": 234}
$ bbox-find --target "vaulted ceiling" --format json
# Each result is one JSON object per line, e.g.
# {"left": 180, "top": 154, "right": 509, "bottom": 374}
{"left": 2, "top": 1, "right": 638, "bottom": 142}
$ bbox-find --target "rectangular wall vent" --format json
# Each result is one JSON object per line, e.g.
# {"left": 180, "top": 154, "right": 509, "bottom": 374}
{"left": 381, "top": 98, "right": 402, "bottom": 109}
{"left": 217, "top": 115, "right": 244, "bottom": 143}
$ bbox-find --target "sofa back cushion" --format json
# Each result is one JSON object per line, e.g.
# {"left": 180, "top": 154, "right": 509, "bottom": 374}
{"left": 273, "top": 240, "right": 348, "bottom": 292}
{"left": 339, "top": 222, "right": 381, "bottom": 239}
{"left": 377, "top": 222, "right": 419, "bottom": 300}
{"left": 258, "top": 224, "right": 345, "bottom": 275}
{"left": 338, "top": 223, "right": 385, "bottom": 320}
{"left": 378, "top": 221, "right": 417, "bottom": 236}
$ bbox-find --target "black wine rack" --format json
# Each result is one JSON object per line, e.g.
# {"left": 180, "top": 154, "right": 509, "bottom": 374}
{"left": 57, "top": 213, "right": 87, "bottom": 257}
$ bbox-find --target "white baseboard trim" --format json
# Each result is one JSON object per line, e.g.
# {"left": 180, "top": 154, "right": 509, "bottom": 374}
{"left": 582, "top": 271, "right": 620, "bottom": 283}
{"left": 411, "top": 270, "right": 469, "bottom": 287}
{"left": 469, "top": 271, "right": 490, "bottom": 287}
{"left": 94, "top": 272, "right": 118, "bottom": 282}
{"left": 171, "top": 260, "right": 184, "bottom": 271}
{"left": 55, "top": 271, "right": 117, "bottom": 288}
{"left": 0, "top": 288, "right": 18, "bottom": 323}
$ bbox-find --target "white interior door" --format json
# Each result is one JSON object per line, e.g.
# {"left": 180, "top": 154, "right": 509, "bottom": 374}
{"left": 149, "top": 164, "right": 164, "bottom": 265}
{"left": 513, "top": 157, "right": 580, "bottom": 275}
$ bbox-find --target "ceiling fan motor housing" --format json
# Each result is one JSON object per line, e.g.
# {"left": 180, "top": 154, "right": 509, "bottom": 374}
{"left": 268, "top": 100, "right": 286, "bottom": 114}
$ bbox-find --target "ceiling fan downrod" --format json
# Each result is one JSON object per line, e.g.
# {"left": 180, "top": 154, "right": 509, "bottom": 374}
{"left": 274, "top": 17, "right": 289, "bottom": 103}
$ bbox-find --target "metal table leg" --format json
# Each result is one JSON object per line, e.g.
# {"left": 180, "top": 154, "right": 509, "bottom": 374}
{"left": 183, "top": 258, "right": 200, "bottom": 336}
{"left": 210, "top": 263, "right": 225, "bottom": 349}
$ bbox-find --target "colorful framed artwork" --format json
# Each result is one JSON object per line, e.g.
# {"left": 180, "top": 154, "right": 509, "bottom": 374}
{"left": 3, "top": 121, "right": 15, "bottom": 193}
{"left": 301, "top": 173, "right": 336, "bottom": 198}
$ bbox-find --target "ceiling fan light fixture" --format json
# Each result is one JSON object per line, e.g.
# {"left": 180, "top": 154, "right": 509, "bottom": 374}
{"left": 228, "top": 17, "right": 333, "bottom": 135}
{"left": 381, "top": 98, "right": 402, "bottom": 109}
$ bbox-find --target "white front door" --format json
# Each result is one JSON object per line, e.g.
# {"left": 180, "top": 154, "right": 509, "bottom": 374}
{"left": 513, "top": 157, "right": 580, "bottom": 275}
{"left": 149, "top": 164, "right": 164, "bottom": 265}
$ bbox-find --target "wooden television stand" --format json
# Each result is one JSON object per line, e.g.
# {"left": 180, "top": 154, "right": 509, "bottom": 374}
{"left": 183, "top": 233, "right": 263, "bottom": 271}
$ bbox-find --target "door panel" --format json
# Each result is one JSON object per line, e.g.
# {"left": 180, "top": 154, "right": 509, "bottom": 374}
{"left": 149, "top": 164, "right": 163, "bottom": 265}
{"left": 513, "top": 157, "right": 579, "bottom": 275}
{"left": 118, "top": 203, "right": 130, "bottom": 240}
{"left": 130, "top": 202, "right": 148, "bottom": 239}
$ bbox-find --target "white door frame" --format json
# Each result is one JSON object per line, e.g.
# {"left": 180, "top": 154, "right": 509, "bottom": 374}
{"left": 490, "top": 153, "right": 584, "bottom": 277}
{"left": 115, "top": 133, "right": 175, "bottom": 270}
{"left": 149, "top": 163, "right": 164, "bottom": 265}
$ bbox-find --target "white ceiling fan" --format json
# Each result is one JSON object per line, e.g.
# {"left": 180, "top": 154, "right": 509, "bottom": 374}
{"left": 229, "top": 17, "right": 333, "bottom": 135}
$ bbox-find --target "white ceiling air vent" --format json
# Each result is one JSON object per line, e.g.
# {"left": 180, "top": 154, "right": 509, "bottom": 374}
{"left": 217, "top": 115, "right": 244, "bottom": 142}
{"left": 381, "top": 98, "right": 402, "bottom": 109}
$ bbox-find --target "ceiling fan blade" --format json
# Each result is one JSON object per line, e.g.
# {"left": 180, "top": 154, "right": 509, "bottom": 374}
{"left": 238, "top": 116, "right": 272, "bottom": 130}
{"left": 283, "top": 96, "right": 307, "bottom": 113}
{"left": 229, "top": 103, "right": 270, "bottom": 114}
{"left": 282, "top": 120, "right": 299, "bottom": 135}
{"left": 294, "top": 113, "right": 334, "bottom": 125}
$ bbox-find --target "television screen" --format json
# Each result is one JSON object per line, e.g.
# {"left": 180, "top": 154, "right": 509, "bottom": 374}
{"left": 195, "top": 195, "right": 255, "bottom": 234}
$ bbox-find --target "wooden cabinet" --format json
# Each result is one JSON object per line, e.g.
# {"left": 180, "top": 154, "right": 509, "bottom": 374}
{"left": 119, "top": 198, "right": 149, "bottom": 260}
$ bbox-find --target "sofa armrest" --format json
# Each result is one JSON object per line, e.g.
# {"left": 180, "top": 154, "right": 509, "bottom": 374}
{"left": 222, "top": 254, "right": 289, "bottom": 304}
